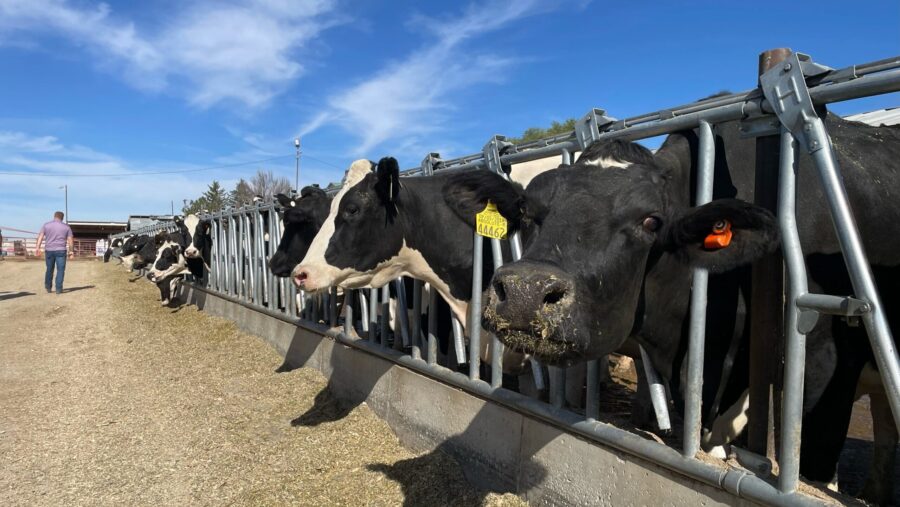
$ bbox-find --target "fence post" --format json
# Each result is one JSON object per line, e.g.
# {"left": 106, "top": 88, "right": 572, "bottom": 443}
{"left": 747, "top": 47, "right": 790, "bottom": 460}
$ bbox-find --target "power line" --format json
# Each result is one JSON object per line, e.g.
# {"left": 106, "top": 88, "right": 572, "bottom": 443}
{"left": 0, "top": 154, "right": 294, "bottom": 178}
{"left": 0, "top": 151, "right": 348, "bottom": 177}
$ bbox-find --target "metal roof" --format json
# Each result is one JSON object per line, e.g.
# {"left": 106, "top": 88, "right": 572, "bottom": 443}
{"left": 845, "top": 108, "right": 900, "bottom": 126}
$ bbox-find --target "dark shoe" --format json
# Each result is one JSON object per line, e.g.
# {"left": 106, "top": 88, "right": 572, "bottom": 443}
{"left": 46, "top": 289, "right": 52, "bottom": 294}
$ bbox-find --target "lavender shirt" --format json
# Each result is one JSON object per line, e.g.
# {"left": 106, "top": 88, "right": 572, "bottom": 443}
{"left": 40, "top": 219, "right": 73, "bottom": 252}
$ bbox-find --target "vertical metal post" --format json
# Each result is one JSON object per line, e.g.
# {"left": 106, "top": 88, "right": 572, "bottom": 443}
{"left": 683, "top": 120, "right": 715, "bottom": 458}
{"left": 585, "top": 359, "right": 600, "bottom": 420}
{"left": 330, "top": 286, "right": 339, "bottom": 327}
{"left": 380, "top": 285, "right": 390, "bottom": 348}
{"left": 749, "top": 48, "right": 789, "bottom": 458}
{"left": 343, "top": 290, "right": 354, "bottom": 335}
{"left": 806, "top": 119, "right": 900, "bottom": 428}
{"left": 549, "top": 366, "right": 566, "bottom": 409}
{"left": 489, "top": 238, "right": 505, "bottom": 388}
{"left": 368, "top": 288, "right": 378, "bottom": 342}
{"left": 777, "top": 129, "right": 807, "bottom": 493}
{"left": 267, "top": 208, "right": 278, "bottom": 310}
{"left": 468, "top": 230, "right": 484, "bottom": 381}
{"left": 640, "top": 345, "right": 672, "bottom": 433}
{"left": 427, "top": 287, "right": 438, "bottom": 365}
{"left": 411, "top": 280, "right": 423, "bottom": 360}
{"left": 394, "top": 278, "right": 411, "bottom": 348}
{"left": 561, "top": 148, "right": 571, "bottom": 165}
{"left": 358, "top": 291, "right": 369, "bottom": 333}
{"left": 209, "top": 218, "right": 219, "bottom": 291}
{"left": 451, "top": 317, "right": 467, "bottom": 366}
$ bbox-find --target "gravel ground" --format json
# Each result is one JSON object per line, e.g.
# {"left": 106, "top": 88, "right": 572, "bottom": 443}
{"left": 0, "top": 260, "right": 526, "bottom": 507}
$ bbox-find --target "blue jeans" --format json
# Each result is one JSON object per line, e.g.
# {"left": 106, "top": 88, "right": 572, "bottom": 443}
{"left": 44, "top": 250, "right": 67, "bottom": 293}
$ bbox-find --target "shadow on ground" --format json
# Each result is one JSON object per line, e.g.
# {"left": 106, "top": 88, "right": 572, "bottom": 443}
{"left": 0, "top": 291, "right": 34, "bottom": 301}
{"left": 61, "top": 285, "right": 95, "bottom": 293}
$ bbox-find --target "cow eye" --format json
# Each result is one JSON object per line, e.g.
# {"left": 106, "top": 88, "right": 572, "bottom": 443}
{"left": 344, "top": 204, "right": 360, "bottom": 218}
{"left": 642, "top": 216, "right": 661, "bottom": 233}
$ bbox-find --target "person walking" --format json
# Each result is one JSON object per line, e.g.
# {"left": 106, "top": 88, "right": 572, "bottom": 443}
{"left": 35, "top": 211, "right": 74, "bottom": 294}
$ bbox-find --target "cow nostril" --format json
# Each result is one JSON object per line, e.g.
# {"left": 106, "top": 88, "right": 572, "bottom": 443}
{"left": 493, "top": 279, "right": 507, "bottom": 302}
{"left": 543, "top": 288, "right": 566, "bottom": 306}
{"left": 294, "top": 270, "right": 308, "bottom": 287}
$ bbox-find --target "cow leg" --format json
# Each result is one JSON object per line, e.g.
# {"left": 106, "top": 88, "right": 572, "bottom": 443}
{"left": 799, "top": 364, "right": 862, "bottom": 486}
{"left": 858, "top": 365, "right": 898, "bottom": 506}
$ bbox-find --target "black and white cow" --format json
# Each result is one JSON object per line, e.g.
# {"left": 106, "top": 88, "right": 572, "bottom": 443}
{"left": 148, "top": 215, "right": 204, "bottom": 305}
{"left": 183, "top": 216, "right": 212, "bottom": 268}
{"left": 268, "top": 187, "right": 333, "bottom": 278}
{"left": 442, "top": 114, "right": 899, "bottom": 501}
{"left": 292, "top": 148, "right": 634, "bottom": 378}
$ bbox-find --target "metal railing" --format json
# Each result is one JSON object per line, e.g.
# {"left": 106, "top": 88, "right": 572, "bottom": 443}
{"left": 114, "top": 49, "right": 899, "bottom": 506}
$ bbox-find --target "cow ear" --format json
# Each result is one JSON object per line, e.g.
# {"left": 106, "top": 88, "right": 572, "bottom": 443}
{"left": 661, "top": 199, "right": 780, "bottom": 273}
{"left": 442, "top": 171, "right": 528, "bottom": 230}
{"left": 374, "top": 157, "right": 401, "bottom": 205}
{"left": 300, "top": 186, "right": 327, "bottom": 199}
{"left": 275, "top": 193, "right": 295, "bottom": 208}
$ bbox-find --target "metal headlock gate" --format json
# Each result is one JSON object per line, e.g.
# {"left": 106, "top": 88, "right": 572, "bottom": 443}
{"left": 116, "top": 49, "right": 898, "bottom": 506}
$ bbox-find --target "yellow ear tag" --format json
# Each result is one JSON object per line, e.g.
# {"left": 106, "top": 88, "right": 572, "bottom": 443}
{"left": 476, "top": 201, "right": 508, "bottom": 240}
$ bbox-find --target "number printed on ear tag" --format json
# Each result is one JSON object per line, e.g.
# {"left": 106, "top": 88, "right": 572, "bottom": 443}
{"left": 476, "top": 201, "right": 508, "bottom": 240}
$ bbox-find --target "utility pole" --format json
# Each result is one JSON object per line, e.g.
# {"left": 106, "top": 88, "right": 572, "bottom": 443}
{"left": 59, "top": 185, "right": 68, "bottom": 223}
{"left": 294, "top": 137, "right": 301, "bottom": 194}
{"left": 171, "top": 200, "right": 174, "bottom": 216}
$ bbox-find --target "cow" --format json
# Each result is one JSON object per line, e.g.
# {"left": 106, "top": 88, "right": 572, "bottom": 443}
{"left": 183, "top": 216, "right": 212, "bottom": 268}
{"left": 268, "top": 187, "right": 333, "bottom": 278}
{"left": 148, "top": 215, "right": 204, "bottom": 305}
{"left": 104, "top": 236, "right": 128, "bottom": 263}
{"left": 441, "top": 114, "right": 900, "bottom": 502}
{"left": 291, "top": 148, "right": 636, "bottom": 383}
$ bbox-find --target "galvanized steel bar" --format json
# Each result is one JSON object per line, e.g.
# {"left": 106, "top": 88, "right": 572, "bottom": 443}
{"left": 683, "top": 120, "right": 715, "bottom": 458}
{"left": 640, "top": 345, "right": 672, "bottom": 433}
{"left": 368, "top": 288, "right": 378, "bottom": 342}
{"left": 585, "top": 359, "right": 600, "bottom": 420}
{"left": 330, "top": 286, "right": 339, "bottom": 327}
{"left": 489, "top": 238, "right": 505, "bottom": 388}
{"left": 393, "top": 278, "right": 411, "bottom": 348}
{"left": 451, "top": 317, "right": 466, "bottom": 366}
{"left": 777, "top": 128, "right": 808, "bottom": 493}
{"left": 343, "top": 290, "right": 354, "bottom": 336}
{"left": 411, "top": 280, "right": 423, "bottom": 360}
{"left": 805, "top": 117, "right": 900, "bottom": 429}
{"left": 427, "top": 286, "right": 438, "bottom": 365}
{"left": 549, "top": 366, "right": 566, "bottom": 409}
{"left": 468, "top": 230, "right": 484, "bottom": 381}
{"left": 380, "top": 285, "right": 390, "bottom": 348}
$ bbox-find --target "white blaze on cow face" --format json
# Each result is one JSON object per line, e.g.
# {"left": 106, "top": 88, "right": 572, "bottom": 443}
{"left": 291, "top": 159, "right": 374, "bottom": 290}
{"left": 182, "top": 214, "right": 201, "bottom": 258}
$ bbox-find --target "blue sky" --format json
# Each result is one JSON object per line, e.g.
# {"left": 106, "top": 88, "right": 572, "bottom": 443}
{"left": 0, "top": 0, "right": 897, "bottom": 233}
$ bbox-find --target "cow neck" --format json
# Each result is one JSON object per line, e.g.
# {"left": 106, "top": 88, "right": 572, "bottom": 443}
{"left": 393, "top": 179, "right": 473, "bottom": 326}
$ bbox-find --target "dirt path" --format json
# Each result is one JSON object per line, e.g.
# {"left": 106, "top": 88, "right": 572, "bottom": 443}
{"left": 0, "top": 260, "right": 525, "bottom": 506}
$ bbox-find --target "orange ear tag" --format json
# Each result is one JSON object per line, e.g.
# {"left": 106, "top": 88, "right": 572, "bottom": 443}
{"left": 703, "top": 220, "right": 732, "bottom": 250}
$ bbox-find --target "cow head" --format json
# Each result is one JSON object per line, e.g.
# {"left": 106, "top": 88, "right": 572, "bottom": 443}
{"left": 292, "top": 157, "right": 405, "bottom": 291}
{"left": 442, "top": 162, "right": 779, "bottom": 366}
{"left": 184, "top": 215, "right": 209, "bottom": 262}
{"left": 148, "top": 231, "right": 187, "bottom": 281}
{"left": 268, "top": 186, "right": 331, "bottom": 277}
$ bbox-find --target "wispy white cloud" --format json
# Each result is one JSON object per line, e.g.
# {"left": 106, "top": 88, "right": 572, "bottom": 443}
{"left": 0, "top": 130, "right": 232, "bottom": 231}
{"left": 297, "top": 0, "right": 550, "bottom": 156}
{"left": 0, "top": 0, "right": 344, "bottom": 109}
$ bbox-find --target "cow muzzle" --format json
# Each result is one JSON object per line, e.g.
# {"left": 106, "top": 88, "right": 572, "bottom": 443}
{"left": 482, "top": 261, "right": 581, "bottom": 364}
{"left": 184, "top": 246, "right": 200, "bottom": 259}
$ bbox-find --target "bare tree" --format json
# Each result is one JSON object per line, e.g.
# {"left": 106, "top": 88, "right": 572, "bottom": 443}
{"left": 250, "top": 169, "right": 292, "bottom": 200}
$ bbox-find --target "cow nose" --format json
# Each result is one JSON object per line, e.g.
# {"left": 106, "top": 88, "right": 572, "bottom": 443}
{"left": 293, "top": 268, "right": 309, "bottom": 288}
{"left": 486, "top": 262, "right": 574, "bottom": 330}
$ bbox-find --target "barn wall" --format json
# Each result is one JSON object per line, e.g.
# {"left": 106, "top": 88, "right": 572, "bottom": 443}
{"left": 178, "top": 283, "right": 765, "bottom": 507}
